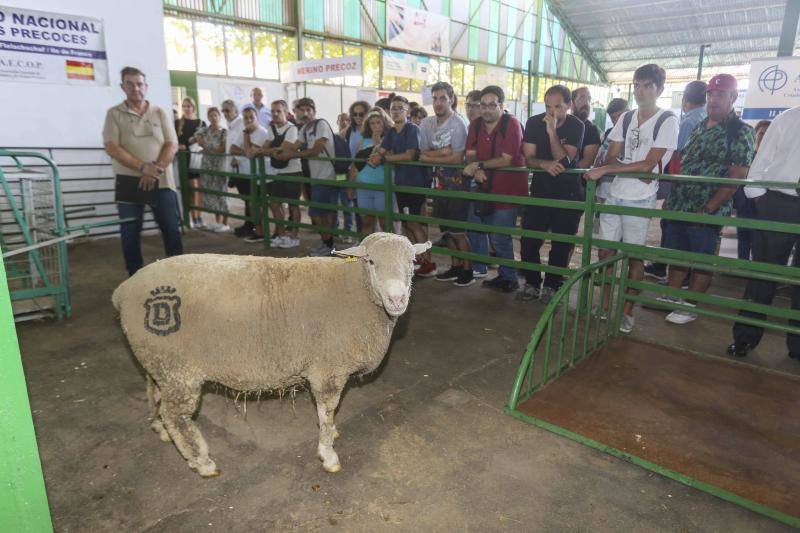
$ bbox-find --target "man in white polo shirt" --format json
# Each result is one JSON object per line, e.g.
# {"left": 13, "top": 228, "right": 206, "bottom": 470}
{"left": 585, "top": 63, "right": 678, "bottom": 334}
{"left": 729, "top": 105, "right": 800, "bottom": 359}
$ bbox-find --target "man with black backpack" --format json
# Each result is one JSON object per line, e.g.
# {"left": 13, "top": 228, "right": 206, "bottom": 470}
{"left": 585, "top": 64, "right": 679, "bottom": 333}
{"left": 263, "top": 99, "right": 302, "bottom": 249}
{"left": 659, "top": 74, "right": 754, "bottom": 325}
{"left": 463, "top": 85, "right": 527, "bottom": 293}
{"left": 277, "top": 97, "right": 348, "bottom": 256}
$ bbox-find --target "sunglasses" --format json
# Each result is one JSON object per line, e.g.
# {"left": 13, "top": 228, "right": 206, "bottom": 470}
{"left": 352, "top": 112, "right": 365, "bottom": 117}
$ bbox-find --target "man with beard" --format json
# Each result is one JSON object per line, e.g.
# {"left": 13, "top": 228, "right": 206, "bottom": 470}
{"left": 571, "top": 87, "right": 601, "bottom": 169}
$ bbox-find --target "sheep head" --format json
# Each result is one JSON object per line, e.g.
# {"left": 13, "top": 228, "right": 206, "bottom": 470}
{"left": 334, "top": 232, "right": 430, "bottom": 317}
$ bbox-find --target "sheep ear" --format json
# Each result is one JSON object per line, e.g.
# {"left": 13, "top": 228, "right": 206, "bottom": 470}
{"left": 413, "top": 241, "right": 432, "bottom": 255}
{"left": 333, "top": 245, "right": 367, "bottom": 258}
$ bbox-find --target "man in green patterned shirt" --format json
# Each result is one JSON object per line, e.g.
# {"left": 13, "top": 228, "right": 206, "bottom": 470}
{"left": 660, "top": 74, "right": 755, "bottom": 324}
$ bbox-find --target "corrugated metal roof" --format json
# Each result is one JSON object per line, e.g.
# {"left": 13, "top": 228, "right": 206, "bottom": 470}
{"left": 549, "top": 0, "right": 796, "bottom": 81}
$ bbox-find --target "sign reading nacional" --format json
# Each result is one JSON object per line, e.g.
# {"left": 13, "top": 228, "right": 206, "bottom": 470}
{"left": 742, "top": 56, "right": 800, "bottom": 122}
{"left": 386, "top": 0, "right": 450, "bottom": 56}
{"left": 0, "top": 5, "right": 108, "bottom": 85}
{"left": 282, "top": 55, "right": 362, "bottom": 83}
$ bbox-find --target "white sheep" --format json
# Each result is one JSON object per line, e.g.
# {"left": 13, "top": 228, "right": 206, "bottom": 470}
{"left": 112, "top": 232, "right": 430, "bottom": 476}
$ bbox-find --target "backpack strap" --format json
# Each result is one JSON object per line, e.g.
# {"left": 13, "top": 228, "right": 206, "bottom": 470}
{"left": 621, "top": 110, "right": 635, "bottom": 141}
{"left": 653, "top": 110, "right": 677, "bottom": 141}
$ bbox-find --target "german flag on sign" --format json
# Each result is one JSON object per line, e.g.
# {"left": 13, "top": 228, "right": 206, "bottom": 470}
{"left": 66, "top": 60, "right": 95, "bottom": 81}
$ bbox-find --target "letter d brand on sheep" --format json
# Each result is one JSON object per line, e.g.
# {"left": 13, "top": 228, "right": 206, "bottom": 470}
{"left": 143, "top": 286, "right": 181, "bottom": 336}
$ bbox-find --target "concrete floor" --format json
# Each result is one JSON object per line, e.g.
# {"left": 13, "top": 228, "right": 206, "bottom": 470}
{"left": 16, "top": 229, "right": 798, "bottom": 532}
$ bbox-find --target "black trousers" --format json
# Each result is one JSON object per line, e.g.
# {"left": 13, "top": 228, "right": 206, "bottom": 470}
{"left": 520, "top": 203, "right": 583, "bottom": 290}
{"left": 732, "top": 191, "right": 800, "bottom": 354}
{"left": 230, "top": 177, "right": 254, "bottom": 228}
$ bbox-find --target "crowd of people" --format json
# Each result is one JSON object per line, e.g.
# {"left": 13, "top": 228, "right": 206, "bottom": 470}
{"left": 103, "top": 63, "right": 799, "bottom": 360}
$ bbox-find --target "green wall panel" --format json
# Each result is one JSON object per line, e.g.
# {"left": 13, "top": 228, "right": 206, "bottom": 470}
{"left": 343, "top": 0, "right": 361, "bottom": 39}
{"left": 304, "top": 0, "right": 324, "bottom": 32}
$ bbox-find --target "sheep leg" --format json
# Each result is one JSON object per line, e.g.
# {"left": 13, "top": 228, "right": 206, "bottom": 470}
{"left": 146, "top": 375, "right": 171, "bottom": 442}
{"left": 158, "top": 381, "right": 219, "bottom": 477}
{"left": 311, "top": 378, "right": 346, "bottom": 473}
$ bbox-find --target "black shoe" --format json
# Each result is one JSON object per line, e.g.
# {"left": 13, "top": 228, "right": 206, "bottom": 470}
{"left": 435, "top": 266, "right": 462, "bottom": 282}
{"left": 482, "top": 276, "right": 505, "bottom": 290}
{"left": 500, "top": 279, "right": 520, "bottom": 293}
{"left": 644, "top": 263, "right": 667, "bottom": 281}
{"left": 727, "top": 342, "right": 752, "bottom": 358}
{"left": 453, "top": 269, "right": 475, "bottom": 287}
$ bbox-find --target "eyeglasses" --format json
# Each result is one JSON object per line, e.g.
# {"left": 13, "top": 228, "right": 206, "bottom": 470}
{"left": 479, "top": 103, "right": 500, "bottom": 110}
{"left": 352, "top": 112, "right": 365, "bottom": 117}
{"left": 466, "top": 103, "right": 480, "bottom": 109}
{"left": 389, "top": 106, "right": 407, "bottom": 112}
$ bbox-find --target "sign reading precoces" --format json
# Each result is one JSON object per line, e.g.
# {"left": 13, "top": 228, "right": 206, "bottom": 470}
{"left": 0, "top": 5, "right": 108, "bottom": 86}
{"left": 282, "top": 56, "right": 362, "bottom": 83}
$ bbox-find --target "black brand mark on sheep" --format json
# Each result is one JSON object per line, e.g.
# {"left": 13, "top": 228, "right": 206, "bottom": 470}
{"left": 143, "top": 286, "right": 181, "bottom": 336}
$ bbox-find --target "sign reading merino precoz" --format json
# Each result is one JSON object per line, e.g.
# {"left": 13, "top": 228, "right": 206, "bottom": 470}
{"left": 0, "top": 5, "right": 108, "bottom": 85}
{"left": 282, "top": 55, "right": 362, "bottom": 83}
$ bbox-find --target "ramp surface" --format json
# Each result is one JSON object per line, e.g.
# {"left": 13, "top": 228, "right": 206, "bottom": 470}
{"left": 517, "top": 338, "right": 800, "bottom": 519}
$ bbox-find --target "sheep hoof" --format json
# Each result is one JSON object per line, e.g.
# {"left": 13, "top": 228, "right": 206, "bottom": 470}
{"left": 195, "top": 461, "right": 220, "bottom": 477}
{"left": 151, "top": 422, "right": 172, "bottom": 442}
{"left": 323, "top": 463, "right": 342, "bottom": 473}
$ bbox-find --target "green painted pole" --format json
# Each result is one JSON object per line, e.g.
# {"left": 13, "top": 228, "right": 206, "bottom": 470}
{"left": 177, "top": 150, "right": 191, "bottom": 228}
{"left": 0, "top": 257, "right": 53, "bottom": 533}
{"left": 384, "top": 161, "right": 394, "bottom": 229}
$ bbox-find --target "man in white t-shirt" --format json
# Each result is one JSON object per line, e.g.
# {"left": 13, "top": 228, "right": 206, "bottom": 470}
{"left": 230, "top": 105, "right": 270, "bottom": 243}
{"left": 263, "top": 99, "right": 302, "bottom": 249}
{"left": 221, "top": 99, "right": 253, "bottom": 237}
{"left": 586, "top": 63, "right": 678, "bottom": 334}
{"left": 276, "top": 97, "right": 337, "bottom": 256}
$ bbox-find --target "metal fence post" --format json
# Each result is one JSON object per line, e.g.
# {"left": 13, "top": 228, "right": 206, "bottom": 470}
{"left": 257, "top": 156, "right": 270, "bottom": 248}
{"left": 177, "top": 150, "right": 190, "bottom": 228}
{"left": 577, "top": 179, "right": 597, "bottom": 322}
{"left": 384, "top": 161, "right": 394, "bottom": 229}
{"left": 0, "top": 257, "right": 53, "bottom": 533}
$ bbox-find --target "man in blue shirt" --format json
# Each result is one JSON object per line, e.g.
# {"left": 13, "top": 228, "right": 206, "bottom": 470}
{"left": 370, "top": 95, "right": 435, "bottom": 275}
{"left": 645, "top": 80, "right": 707, "bottom": 281}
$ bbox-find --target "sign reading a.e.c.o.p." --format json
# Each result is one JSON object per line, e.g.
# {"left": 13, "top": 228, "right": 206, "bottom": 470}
{"left": 742, "top": 57, "right": 800, "bottom": 123}
{"left": 0, "top": 5, "right": 108, "bottom": 86}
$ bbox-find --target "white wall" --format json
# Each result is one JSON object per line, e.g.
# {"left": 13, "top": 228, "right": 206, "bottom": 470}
{"left": 195, "top": 75, "right": 285, "bottom": 120}
{"left": 0, "top": 0, "right": 172, "bottom": 149}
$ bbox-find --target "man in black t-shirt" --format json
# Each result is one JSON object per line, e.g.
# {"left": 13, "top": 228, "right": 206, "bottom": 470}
{"left": 571, "top": 87, "right": 601, "bottom": 169}
{"left": 518, "top": 84, "right": 585, "bottom": 303}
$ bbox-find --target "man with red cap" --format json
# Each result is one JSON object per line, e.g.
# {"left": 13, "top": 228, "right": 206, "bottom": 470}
{"left": 659, "top": 73, "right": 755, "bottom": 325}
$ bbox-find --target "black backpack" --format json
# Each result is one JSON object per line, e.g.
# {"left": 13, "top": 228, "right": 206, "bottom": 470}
{"left": 269, "top": 123, "right": 293, "bottom": 170}
{"left": 303, "top": 119, "right": 352, "bottom": 174}
{"left": 620, "top": 109, "right": 677, "bottom": 198}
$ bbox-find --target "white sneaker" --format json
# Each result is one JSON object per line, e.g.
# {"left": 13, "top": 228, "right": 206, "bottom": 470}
{"left": 472, "top": 270, "right": 488, "bottom": 279}
{"left": 269, "top": 235, "right": 287, "bottom": 248}
{"left": 213, "top": 224, "right": 231, "bottom": 233}
{"left": 619, "top": 314, "right": 635, "bottom": 334}
{"left": 666, "top": 303, "right": 697, "bottom": 324}
{"left": 656, "top": 294, "right": 681, "bottom": 304}
{"left": 278, "top": 237, "right": 300, "bottom": 249}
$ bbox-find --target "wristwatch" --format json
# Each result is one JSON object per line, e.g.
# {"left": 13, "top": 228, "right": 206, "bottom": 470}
{"left": 477, "top": 162, "right": 485, "bottom": 171}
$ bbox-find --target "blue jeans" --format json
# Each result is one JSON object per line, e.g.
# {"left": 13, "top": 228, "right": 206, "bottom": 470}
{"left": 468, "top": 204, "right": 518, "bottom": 281}
{"left": 118, "top": 188, "right": 183, "bottom": 275}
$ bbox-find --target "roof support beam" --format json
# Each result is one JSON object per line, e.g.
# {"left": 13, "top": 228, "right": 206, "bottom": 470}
{"left": 601, "top": 47, "right": 786, "bottom": 68}
{"left": 545, "top": 1, "right": 607, "bottom": 82}
{"left": 778, "top": 0, "right": 800, "bottom": 56}
{"left": 577, "top": 3, "right": 784, "bottom": 31}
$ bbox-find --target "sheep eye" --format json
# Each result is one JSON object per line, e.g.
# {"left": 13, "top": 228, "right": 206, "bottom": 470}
{"left": 367, "top": 259, "right": 375, "bottom": 265}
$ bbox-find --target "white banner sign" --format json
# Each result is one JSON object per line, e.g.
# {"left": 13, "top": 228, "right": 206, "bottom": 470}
{"left": 742, "top": 57, "right": 800, "bottom": 122}
{"left": 281, "top": 55, "right": 362, "bottom": 83}
{"left": 0, "top": 5, "right": 108, "bottom": 85}
{"left": 382, "top": 50, "right": 431, "bottom": 81}
{"left": 386, "top": 0, "right": 450, "bottom": 56}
